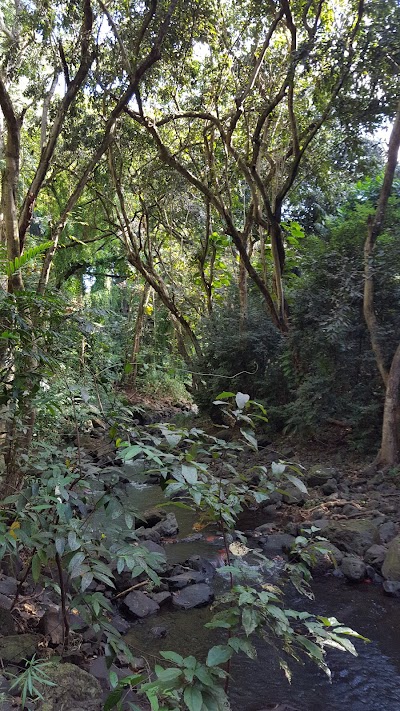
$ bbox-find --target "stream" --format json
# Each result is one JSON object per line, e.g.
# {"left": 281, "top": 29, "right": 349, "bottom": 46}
{"left": 107, "top": 465, "right": 400, "bottom": 711}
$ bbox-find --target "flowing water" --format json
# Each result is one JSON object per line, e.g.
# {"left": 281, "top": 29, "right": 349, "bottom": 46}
{"left": 119, "top": 468, "right": 400, "bottom": 711}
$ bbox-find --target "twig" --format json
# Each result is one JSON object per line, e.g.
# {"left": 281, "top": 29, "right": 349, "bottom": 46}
{"left": 111, "top": 579, "right": 150, "bottom": 599}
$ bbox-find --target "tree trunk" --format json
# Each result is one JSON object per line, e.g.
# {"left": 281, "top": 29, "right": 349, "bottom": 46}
{"left": 379, "top": 343, "right": 400, "bottom": 467}
{"left": 362, "top": 99, "right": 400, "bottom": 468}
{"left": 128, "top": 282, "right": 151, "bottom": 387}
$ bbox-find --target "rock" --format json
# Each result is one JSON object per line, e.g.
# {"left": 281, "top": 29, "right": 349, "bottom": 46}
{"left": 172, "top": 583, "right": 214, "bottom": 610}
{"left": 0, "top": 633, "right": 41, "bottom": 662}
{"left": 364, "top": 544, "right": 387, "bottom": 568}
{"left": 187, "top": 556, "right": 216, "bottom": 580}
{"left": 0, "top": 609, "right": 16, "bottom": 635}
{"left": 89, "top": 657, "right": 120, "bottom": 683}
{"left": 302, "top": 518, "right": 329, "bottom": 532}
{"left": 123, "top": 591, "right": 160, "bottom": 618}
{"left": 255, "top": 523, "right": 276, "bottom": 534}
{"left": 153, "top": 512, "right": 179, "bottom": 538}
{"left": 306, "top": 542, "right": 343, "bottom": 574}
{"left": 37, "top": 662, "right": 103, "bottom": 710}
{"left": 306, "top": 465, "right": 338, "bottom": 487}
{"left": 321, "top": 478, "right": 338, "bottom": 495}
{"left": 340, "top": 555, "right": 366, "bottom": 582}
{"left": 382, "top": 535, "right": 400, "bottom": 580}
{"left": 168, "top": 571, "right": 206, "bottom": 590}
{"left": 142, "top": 508, "right": 166, "bottom": 527}
{"left": 0, "top": 576, "right": 17, "bottom": 598}
{"left": 383, "top": 580, "right": 400, "bottom": 597}
{"left": 150, "top": 591, "right": 172, "bottom": 606}
{"left": 111, "top": 613, "right": 131, "bottom": 634}
{"left": 282, "top": 484, "right": 308, "bottom": 505}
{"left": 379, "top": 521, "right": 398, "bottom": 544}
{"left": 261, "top": 534, "right": 295, "bottom": 555}
{"left": 150, "top": 625, "right": 167, "bottom": 639}
{"left": 324, "top": 519, "right": 380, "bottom": 556}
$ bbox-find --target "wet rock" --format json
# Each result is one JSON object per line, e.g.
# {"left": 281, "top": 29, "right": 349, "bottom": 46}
{"left": 306, "top": 542, "right": 343, "bottom": 574}
{"left": 187, "top": 555, "right": 216, "bottom": 580}
{"left": 324, "top": 519, "right": 380, "bottom": 556}
{"left": 382, "top": 535, "right": 400, "bottom": 581}
{"left": 150, "top": 625, "right": 167, "bottom": 639}
{"left": 168, "top": 571, "right": 206, "bottom": 589}
{"left": 123, "top": 591, "right": 160, "bottom": 618}
{"left": 383, "top": 580, "right": 400, "bottom": 597}
{"left": 0, "top": 633, "right": 41, "bottom": 662}
{"left": 255, "top": 523, "right": 277, "bottom": 535}
{"left": 302, "top": 518, "right": 329, "bottom": 532}
{"left": 364, "top": 544, "right": 387, "bottom": 568}
{"left": 172, "top": 583, "right": 214, "bottom": 610}
{"left": 340, "top": 555, "right": 366, "bottom": 582}
{"left": 306, "top": 465, "right": 338, "bottom": 487}
{"left": 379, "top": 521, "right": 398, "bottom": 544}
{"left": 153, "top": 512, "right": 179, "bottom": 538}
{"left": 37, "top": 662, "right": 103, "bottom": 710}
{"left": 261, "top": 534, "right": 295, "bottom": 555}
{"left": 142, "top": 508, "right": 166, "bottom": 527}
{"left": 321, "top": 478, "right": 338, "bottom": 495}
{"left": 89, "top": 657, "right": 121, "bottom": 685}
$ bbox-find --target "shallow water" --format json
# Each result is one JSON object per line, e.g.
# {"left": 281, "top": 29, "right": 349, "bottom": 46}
{"left": 120, "top": 469, "right": 400, "bottom": 711}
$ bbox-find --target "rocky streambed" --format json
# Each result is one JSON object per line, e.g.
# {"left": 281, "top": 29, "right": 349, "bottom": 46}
{"left": 2, "top": 424, "right": 400, "bottom": 711}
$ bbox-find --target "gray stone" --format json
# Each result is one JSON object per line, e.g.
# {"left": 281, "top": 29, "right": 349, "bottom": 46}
{"left": 123, "top": 591, "right": 160, "bottom": 618}
{"left": 37, "top": 662, "right": 103, "bottom": 711}
{"left": 261, "top": 534, "right": 295, "bottom": 555}
{"left": 187, "top": 556, "right": 216, "bottom": 580}
{"left": 340, "top": 555, "right": 366, "bottom": 582}
{"left": 306, "top": 465, "right": 338, "bottom": 487}
{"left": 0, "top": 593, "right": 12, "bottom": 611}
{"left": 364, "top": 544, "right": 387, "bottom": 568}
{"left": 379, "top": 521, "right": 398, "bottom": 544}
{"left": 111, "top": 613, "right": 131, "bottom": 634}
{"left": 324, "top": 519, "right": 380, "bottom": 556}
{"left": 382, "top": 535, "right": 400, "bottom": 581}
{"left": 172, "top": 583, "right": 214, "bottom": 610}
{"left": 0, "top": 633, "right": 41, "bottom": 662}
{"left": 150, "top": 625, "right": 167, "bottom": 639}
{"left": 383, "top": 580, "right": 400, "bottom": 597}
{"left": 142, "top": 508, "right": 166, "bottom": 527}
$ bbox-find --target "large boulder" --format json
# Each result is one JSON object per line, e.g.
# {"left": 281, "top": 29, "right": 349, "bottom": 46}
{"left": 37, "top": 663, "right": 103, "bottom": 711}
{"left": 382, "top": 535, "right": 400, "bottom": 581}
{"left": 324, "top": 519, "right": 380, "bottom": 556}
{"left": 305, "top": 541, "right": 343, "bottom": 574}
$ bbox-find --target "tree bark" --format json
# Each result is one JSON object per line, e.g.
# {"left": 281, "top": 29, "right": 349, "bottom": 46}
{"left": 380, "top": 344, "right": 400, "bottom": 467}
{"left": 128, "top": 282, "right": 151, "bottom": 387}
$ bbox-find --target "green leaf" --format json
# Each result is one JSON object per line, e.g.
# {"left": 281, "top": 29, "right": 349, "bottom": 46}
{"left": 181, "top": 464, "right": 198, "bottom": 484}
{"left": 32, "top": 553, "right": 41, "bottom": 582}
{"left": 215, "top": 392, "right": 235, "bottom": 400}
{"left": 109, "top": 670, "right": 119, "bottom": 689}
{"left": 55, "top": 537, "right": 65, "bottom": 556}
{"left": 235, "top": 392, "right": 250, "bottom": 409}
{"left": 206, "top": 645, "right": 233, "bottom": 667}
{"left": 81, "top": 571, "right": 93, "bottom": 592}
{"left": 104, "top": 688, "right": 124, "bottom": 711}
{"left": 155, "top": 667, "right": 182, "bottom": 683}
{"left": 160, "top": 651, "right": 184, "bottom": 665}
{"left": 242, "top": 608, "right": 258, "bottom": 636}
{"left": 240, "top": 429, "right": 258, "bottom": 450}
{"left": 284, "top": 473, "right": 307, "bottom": 494}
{"left": 183, "top": 686, "right": 203, "bottom": 711}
